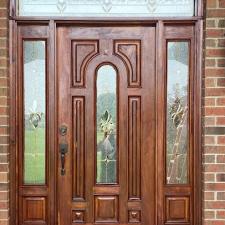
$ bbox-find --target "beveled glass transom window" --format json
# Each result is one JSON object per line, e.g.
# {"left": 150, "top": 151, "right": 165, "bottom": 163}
{"left": 18, "top": 0, "right": 195, "bottom": 17}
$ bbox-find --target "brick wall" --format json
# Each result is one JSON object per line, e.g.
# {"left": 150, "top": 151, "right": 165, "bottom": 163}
{"left": 204, "top": 0, "right": 225, "bottom": 223}
{"left": 0, "top": 0, "right": 9, "bottom": 225}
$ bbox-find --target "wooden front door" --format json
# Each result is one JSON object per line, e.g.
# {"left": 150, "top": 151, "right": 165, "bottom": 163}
{"left": 57, "top": 26, "right": 156, "bottom": 225}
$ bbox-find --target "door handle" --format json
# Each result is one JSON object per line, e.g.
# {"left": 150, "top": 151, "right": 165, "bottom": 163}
{"left": 59, "top": 143, "right": 68, "bottom": 175}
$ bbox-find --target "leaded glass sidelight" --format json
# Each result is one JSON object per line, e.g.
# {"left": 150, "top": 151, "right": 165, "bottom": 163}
{"left": 18, "top": 0, "right": 195, "bottom": 17}
{"left": 166, "top": 42, "right": 189, "bottom": 185}
{"left": 96, "top": 65, "right": 117, "bottom": 184}
{"left": 23, "top": 41, "right": 46, "bottom": 184}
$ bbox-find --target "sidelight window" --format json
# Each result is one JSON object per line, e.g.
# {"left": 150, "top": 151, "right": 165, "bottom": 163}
{"left": 18, "top": 0, "right": 195, "bottom": 17}
{"left": 96, "top": 65, "right": 117, "bottom": 184}
{"left": 166, "top": 42, "right": 189, "bottom": 185}
{"left": 23, "top": 41, "right": 46, "bottom": 185}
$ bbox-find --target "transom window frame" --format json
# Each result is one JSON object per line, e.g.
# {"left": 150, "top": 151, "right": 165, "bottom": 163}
{"left": 9, "top": 0, "right": 204, "bottom": 225}
{"left": 9, "top": 0, "right": 203, "bottom": 19}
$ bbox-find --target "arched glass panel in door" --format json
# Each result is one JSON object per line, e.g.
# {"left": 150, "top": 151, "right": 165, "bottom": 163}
{"left": 96, "top": 65, "right": 117, "bottom": 184}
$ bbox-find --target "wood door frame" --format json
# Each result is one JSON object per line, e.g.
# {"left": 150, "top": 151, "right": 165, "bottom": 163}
{"left": 9, "top": 0, "right": 204, "bottom": 224}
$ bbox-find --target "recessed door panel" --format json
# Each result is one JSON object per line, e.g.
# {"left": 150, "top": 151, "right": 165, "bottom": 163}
{"left": 57, "top": 26, "right": 155, "bottom": 225}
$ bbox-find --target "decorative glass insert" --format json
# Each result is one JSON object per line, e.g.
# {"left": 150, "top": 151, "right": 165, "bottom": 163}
{"left": 23, "top": 41, "right": 46, "bottom": 184}
{"left": 18, "top": 0, "right": 194, "bottom": 17}
{"left": 166, "top": 42, "right": 189, "bottom": 184}
{"left": 96, "top": 65, "right": 117, "bottom": 184}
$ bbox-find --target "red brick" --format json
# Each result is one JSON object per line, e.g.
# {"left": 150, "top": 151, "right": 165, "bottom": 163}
{"left": 204, "top": 174, "right": 215, "bottom": 182}
{"left": 217, "top": 210, "right": 225, "bottom": 219}
{"left": 205, "top": 117, "right": 216, "bottom": 126}
{"left": 204, "top": 146, "right": 224, "bottom": 154}
{"left": 204, "top": 210, "right": 215, "bottom": 219}
{"left": 205, "top": 107, "right": 225, "bottom": 116}
{"left": 204, "top": 220, "right": 225, "bottom": 225}
{"left": 205, "top": 136, "right": 216, "bottom": 145}
{"left": 205, "top": 78, "right": 216, "bottom": 87}
{"left": 207, "top": 9, "right": 225, "bottom": 17}
{"left": 217, "top": 117, "right": 225, "bottom": 125}
{"left": 217, "top": 78, "right": 225, "bottom": 87}
{"left": 219, "top": 0, "right": 225, "bottom": 7}
{"left": 205, "top": 155, "right": 216, "bottom": 163}
{"left": 0, "top": 192, "right": 8, "bottom": 201}
{"left": 218, "top": 39, "right": 225, "bottom": 47}
{"left": 206, "top": 20, "right": 216, "bottom": 27}
{"left": 217, "top": 155, "right": 225, "bottom": 163}
{"left": 217, "top": 97, "right": 225, "bottom": 105}
{"left": 205, "top": 68, "right": 225, "bottom": 77}
{"left": 205, "top": 58, "right": 216, "bottom": 67}
{"left": 205, "top": 88, "right": 225, "bottom": 97}
{"left": 206, "top": 49, "right": 225, "bottom": 57}
{"left": 205, "top": 98, "right": 216, "bottom": 106}
{"left": 217, "top": 136, "right": 225, "bottom": 144}
{"left": 217, "top": 173, "right": 225, "bottom": 182}
{"left": 206, "top": 39, "right": 217, "bottom": 47}
{"left": 204, "top": 164, "right": 225, "bottom": 172}
{"left": 0, "top": 0, "right": 7, "bottom": 8}
{"left": 217, "top": 192, "right": 225, "bottom": 200}
{"left": 217, "top": 59, "right": 225, "bottom": 67}
{"left": 205, "top": 201, "right": 225, "bottom": 209}
{"left": 206, "top": 29, "right": 225, "bottom": 38}
{"left": 207, "top": 0, "right": 218, "bottom": 8}
{"left": 204, "top": 192, "right": 215, "bottom": 200}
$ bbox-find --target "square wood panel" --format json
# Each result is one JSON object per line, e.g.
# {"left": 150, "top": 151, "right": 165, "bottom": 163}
{"left": 95, "top": 196, "right": 118, "bottom": 222}
{"left": 22, "top": 197, "right": 46, "bottom": 222}
{"left": 166, "top": 197, "right": 190, "bottom": 223}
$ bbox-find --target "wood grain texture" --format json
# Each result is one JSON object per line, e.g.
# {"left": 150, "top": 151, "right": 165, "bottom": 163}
{"left": 10, "top": 18, "right": 203, "bottom": 225}
{"left": 72, "top": 40, "right": 99, "bottom": 87}
{"left": 128, "top": 97, "right": 141, "bottom": 200}
{"left": 73, "top": 97, "right": 85, "bottom": 200}
{"left": 114, "top": 40, "right": 141, "bottom": 87}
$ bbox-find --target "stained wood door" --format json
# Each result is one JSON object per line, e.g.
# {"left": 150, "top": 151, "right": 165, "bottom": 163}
{"left": 57, "top": 26, "right": 156, "bottom": 225}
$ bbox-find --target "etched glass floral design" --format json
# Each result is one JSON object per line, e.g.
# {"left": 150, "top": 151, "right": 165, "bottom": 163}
{"left": 24, "top": 41, "right": 46, "bottom": 184}
{"left": 166, "top": 42, "right": 189, "bottom": 184}
{"left": 96, "top": 65, "right": 117, "bottom": 184}
{"left": 18, "top": 0, "right": 194, "bottom": 17}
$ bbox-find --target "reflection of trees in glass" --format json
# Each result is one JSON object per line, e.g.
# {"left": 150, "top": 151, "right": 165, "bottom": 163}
{"left": 167, "top": 84, "right": 188, "bottom": 184}
{"left": 97, "top": 93, "right": 117, "bottom": 183}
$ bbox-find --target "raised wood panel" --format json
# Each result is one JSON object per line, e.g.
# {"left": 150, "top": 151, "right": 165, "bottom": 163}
{"left": 128, "top": 210, "right": 141, "bottom": 223}
{"left": 72, "top": 97, "right": 85, "bottom": 200}
{"left": 95, "top": 196, "right": 118, "bottom": 222}
{"left": 22, "top": 197, "right": 46, "bottom": 223}
{"left": 72, "top": 210, "right": 85, "bottom": 223}
{"left": 114, "top": 40, "right": 141, "bottom": 87}
{"left": 72, "top": 40, "right": 99, "bottom": 87}
{"left": 128, "top": 97, "right": 141, "bottom": 199}
{"left": 166, "top": 197, "right": 190, "bottom": 223}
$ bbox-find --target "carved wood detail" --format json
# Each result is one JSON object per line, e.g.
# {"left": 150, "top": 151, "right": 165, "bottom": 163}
{"left": 22, "top": 197, "right": 46, "bottom": 223}
{"left": 72, "top": 40, "right": 99, "bottom": 87}
{"left": 166, "top": 196, "right": 190, "bottom": 223}
{"left": 128, "top": 210, "right": 141, "bottom": 223}
{"left": 72, "top": 210, "right": 85, "bottom": 223}
{"left": 128, "top": 97, "right": 141, "bottom": 199}
{"left": 72, "top": 97, "right": 85, "bottom": 200}
{"left": 94, "top": 196, "right": 118, "bottom": 222}
{"left": 114, "top": 40, "right": 141, "bottom": 87}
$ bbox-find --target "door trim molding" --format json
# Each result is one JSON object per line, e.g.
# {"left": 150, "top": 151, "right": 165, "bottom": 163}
{"left": 9, "top": 19, "right": 203, "bottom": 225}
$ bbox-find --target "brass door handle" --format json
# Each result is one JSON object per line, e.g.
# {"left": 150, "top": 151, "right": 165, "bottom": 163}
{"left": 59, "top": 143, "right": 68, "bottom": 175}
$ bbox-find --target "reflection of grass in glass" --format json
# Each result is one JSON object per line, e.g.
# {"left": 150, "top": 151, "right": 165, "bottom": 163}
{"left": 24, "top": 128, "right": 45, "bottom": 184}
{"left": 97, "top": 131, "right": 104, "bottom": 182}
